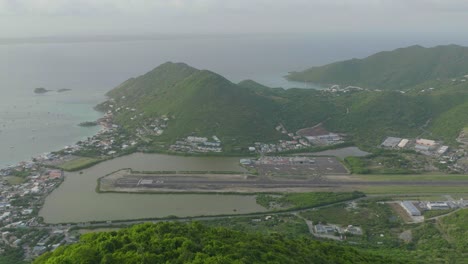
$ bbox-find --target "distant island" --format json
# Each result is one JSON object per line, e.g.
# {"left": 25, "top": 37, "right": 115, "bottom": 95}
{"left": 57, "top": 88, "right": 72, "bottom": 93}
{"left": 34, "top": 87, "right": 51, "bottom": 94}
{"left": 286, "top": 44, "right": 468, "bottom": 91}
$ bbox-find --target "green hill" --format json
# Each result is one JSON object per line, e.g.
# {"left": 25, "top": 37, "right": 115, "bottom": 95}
{"left": 105, "top": 62, "right": 283, "bottom": 149}
{"left": 286, "top": 44, "right": 468, "bottom": 90}
{"left": 33, "top": 222, "right": 406, "bottom": 264}
{"left": 101, "top": 61, "right": 468, "bottom": 153}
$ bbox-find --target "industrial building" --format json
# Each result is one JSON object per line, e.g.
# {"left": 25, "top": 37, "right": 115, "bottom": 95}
{"left": 240, "top": 159, "right": 252, "bottom": 165}
{"left": 427, "top": 202, "right": 450, "bottom": 210}
{"left": 437, "top": 146, "right": 449, "bottom": 155}
{"left": 401, "top": 201, "right": 421, "bottom": 216}
{"left": 381, "top": 137, "right": 402, "bottom": 148}
{"left": 314, "top": 224, "right": 337, "bottom": 234}
{"left": 398, "top": 139, "right": 409, "bottom": 148}
{"left": 416, "top": 139, "right": 436, "bottom": 147}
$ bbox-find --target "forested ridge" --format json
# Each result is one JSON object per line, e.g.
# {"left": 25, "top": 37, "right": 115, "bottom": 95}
{"left": 99, "top": 61, "right": 468, "bottom": 151}
{"left": 34, "top": 222, "right": 406, "bottom": 264}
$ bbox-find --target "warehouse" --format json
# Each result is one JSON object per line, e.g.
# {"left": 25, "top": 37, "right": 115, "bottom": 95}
{"left": 427, "top": 202, "right": 450, "bottom": 210}
{"left": 401, "top": 201, "right": 421, "bottom": 216}
{"left": 381, "top": 137, "right": 402, "bottom": 148}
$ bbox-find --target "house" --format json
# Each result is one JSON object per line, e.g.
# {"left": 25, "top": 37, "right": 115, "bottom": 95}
{"left": 314, "top": 224, "right": 337, "bottom": 234}
{"left": 187, "top": 136, "right": 208, "bottom": 143}
{"left": 48, "top": 170, "right": 63, "bottom": 179}
{"left": 33, "top": 246, "right": 47, "bottom": 256}
{"left": 344, "top": 225, "right": 363, "bottom": 235}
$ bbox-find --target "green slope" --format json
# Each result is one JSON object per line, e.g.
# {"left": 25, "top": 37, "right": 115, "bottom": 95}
{"left": 287, "top": 44, "right": 468, "bottom": 90}
{"left": 106, "top": 62, "right": 282, "bottom": 149}
{"left": 33, "top": 222, "right": 407, "bottom": 264}
{"left": 430, "top": 100, "right": 468, "bottom": 145}
{"left": 102, "top": 61, "right": 468, "bottom": 152}
{"left": 326, "top": 92, "right": 433, "bottom": 145}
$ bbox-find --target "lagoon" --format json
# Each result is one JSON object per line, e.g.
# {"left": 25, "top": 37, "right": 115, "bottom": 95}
{"left": 39, "top": 153, "right": 265, "bottom": 223}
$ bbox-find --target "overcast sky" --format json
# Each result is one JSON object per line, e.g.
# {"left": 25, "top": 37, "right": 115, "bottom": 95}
{"left": 1, "top": 0, "right": 468, "bottom": 37}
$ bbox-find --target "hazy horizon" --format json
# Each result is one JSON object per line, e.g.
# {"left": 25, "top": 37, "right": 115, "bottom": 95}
{"left": 2, "top": 0, "right": 468, "bottom": 38}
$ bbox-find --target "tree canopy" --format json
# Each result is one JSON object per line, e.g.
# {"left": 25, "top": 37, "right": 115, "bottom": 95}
{"left": 34, "top": 222, "right": 406, "bottom": 264}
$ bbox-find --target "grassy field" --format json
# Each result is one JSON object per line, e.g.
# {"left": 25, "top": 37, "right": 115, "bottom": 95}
{"left": 423, "top": 209, "right": 455, "bottom": 219}
{"left": 354, "top": 174, "right": 468, "bottom": 182}
{"left": 256, "top": 191, "right": 365, "bottom": 210}
{"left": 5, "top": 176, "right": 26, "bottom": 185}
{"left": 204, "top": 214, "right": 309, "bottom": 238}
{"left": 357, "top": 185, "right": 468, "bottom": 194}
{"left": 386, "top": 195, "right": 454, "bottom": 201}
{"left": 300, "top": 201, "right": 403, "bottom": 247}
{"left": 58, "top": 157, "right": 103, "bottom": 171}
{"left": 333, "top": 174, "right": 468, "bottom": 194}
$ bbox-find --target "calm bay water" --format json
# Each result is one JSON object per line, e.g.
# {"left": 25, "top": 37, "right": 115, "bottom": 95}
{"left": 39, "top": 153, "right": 263, "bottom": 223}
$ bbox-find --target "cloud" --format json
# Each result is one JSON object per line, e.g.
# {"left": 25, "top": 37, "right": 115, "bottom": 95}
{"left": 0, "top": 0, "right": 467, "bottom": 36}
{"left": 1, "top": 0, "right": 468, "bottom": 16}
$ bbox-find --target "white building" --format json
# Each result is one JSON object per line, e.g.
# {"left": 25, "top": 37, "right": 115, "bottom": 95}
{"left": 398, "top": 139, "right": 409, "bottom": 148}
{"left": 437, "top": 146, "right": 449, "bottom": 155}
{"left": 427, "top": 202, "right": 450, "bottom": 210}
{"left": 187, "top": 136, "right": 208, "bottom": 143}
{"left": 401, "top": 201, "right": 421, "bottom": 216}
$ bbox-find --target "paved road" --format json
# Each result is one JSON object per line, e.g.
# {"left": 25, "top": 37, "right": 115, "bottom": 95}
{"left": 114, "top": 177, "right": 468, "bottom": 189}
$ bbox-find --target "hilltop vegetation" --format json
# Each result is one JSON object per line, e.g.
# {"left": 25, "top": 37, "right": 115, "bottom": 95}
{"left": 100, "top": 56, "right": 468, "bottom": 153}
{"left": 103, "top": 62, "right": 282, "bottom": 150}
{"left": 287, "top": 44, "right": 468, "bottom": 91}
{"left": 34, "top": 222, "right": 405, "bottom": 264}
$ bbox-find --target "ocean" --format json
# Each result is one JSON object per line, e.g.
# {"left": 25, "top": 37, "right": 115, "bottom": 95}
{"left": 1, "top": 33, "right": 468, "bottom": 167}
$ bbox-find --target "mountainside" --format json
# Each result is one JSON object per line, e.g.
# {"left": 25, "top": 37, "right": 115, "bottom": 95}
{"left": 33, "top": 222, "right": 406, "bottom": 264}
{"left": 286, "top": 45, "right": 468, "bottom": 90}
{"left": 100, "top": 61, "right": 468, "bottom": 153}
{"left": 104, "top": 62, "right": 282, "bottom": 149}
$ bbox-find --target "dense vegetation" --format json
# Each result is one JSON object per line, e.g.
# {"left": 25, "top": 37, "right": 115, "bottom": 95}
{"left": 100, "top": 54, "right": 468, "bottom": 152}
{"left": 301, "top": 200, "right": 402, "bottom": 246}
{"left": 102, "top": 62, "right": 283, "bottom": 150}
{"left": 0, "top": 248, "right": 27, "bottom": 264}
{"left": 439, "top": 209, "right": 468, "bottom": 253}
{"left": 256, "top": 191, "right": 365, "bottom": 210}
{"left": 344, "top": 150, "right": 422, "bottom": 174}
{"left": 286, "top": 44, "right": 468, "bottom": 91}
{"left": 34, "top": 222, "right": 405, "bottom": 264}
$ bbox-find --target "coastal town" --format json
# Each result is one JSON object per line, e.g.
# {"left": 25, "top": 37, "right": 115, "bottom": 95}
{"left": 0, "top": 93, "right": 467, "bottom": 262}
{"left": 0, "top": 163, "right": 69, "bottom": 261}
{"left": 1, "top": 103, "right": 468, "bottom": 262}
{"left": 0, "top": 112, "right": 132, "bottom": 261}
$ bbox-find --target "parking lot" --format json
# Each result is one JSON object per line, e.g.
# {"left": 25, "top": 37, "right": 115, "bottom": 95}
{"left": 254, "top": 157, "right": 348, "bottom": 177}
